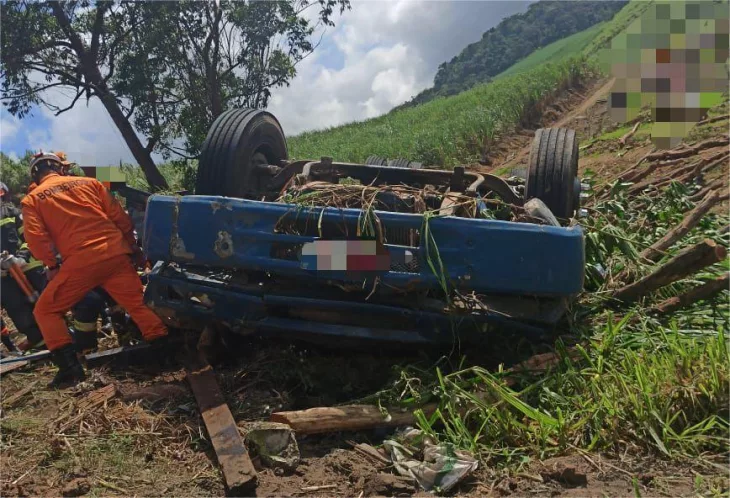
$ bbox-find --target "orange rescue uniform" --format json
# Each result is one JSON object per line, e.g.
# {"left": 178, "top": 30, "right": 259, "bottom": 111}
{"left": 21, "top": 173, "right": 167, "bottom": 351}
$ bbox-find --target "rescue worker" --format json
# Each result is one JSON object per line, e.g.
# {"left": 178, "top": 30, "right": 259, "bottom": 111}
{"left": 27, "top": 153, "right": 127, "bottom": 355}
{"left": 22, "top": 153, "right": 169, "bottom": 388}
{"left": 0, "top": 182, "right": 46, "bottom": 351}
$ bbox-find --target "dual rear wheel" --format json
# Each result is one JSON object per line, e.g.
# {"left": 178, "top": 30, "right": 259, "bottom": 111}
{"left": 195, "top": 109, "right": 579, "bottom": 218}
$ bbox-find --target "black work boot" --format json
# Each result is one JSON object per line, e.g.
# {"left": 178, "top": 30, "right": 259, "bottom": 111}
{"left": 48, "top": 345, "right": 86, "bottom": 389}
{"left": 72, "top": 329, "right": 99, "bottom": 354}
{"left": 147, "top": 334, "right": 174, "bottom": 366}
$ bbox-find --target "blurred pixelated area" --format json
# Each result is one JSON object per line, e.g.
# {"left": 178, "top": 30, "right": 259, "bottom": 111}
{"left": 601, "top": 0, "right": 729, "bottom": 149}
{"left": 300, "top": 239, "right": 396, "bottom": 273}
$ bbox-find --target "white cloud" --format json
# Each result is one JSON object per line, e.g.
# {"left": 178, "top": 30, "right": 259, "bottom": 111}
{"left": 0, "top": 114, "right": 20, "bottom": 144}
{"left": 27, "top": 101, "right": 140, "bottom": 165}
{"left": 6, "top": 1, "right": 531, "bottom": 163}
{"left": 269, "top": 0, "right": 531, "bottom": 135}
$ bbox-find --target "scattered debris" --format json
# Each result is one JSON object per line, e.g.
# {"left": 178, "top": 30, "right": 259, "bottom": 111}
{"left": 613, "top": 239, "right": 727, "bottom": 302}
{"left": 352, "top": 442, "right": 390, "bottom": 466}
{"left": 644, "top": 135, "right": 729, "bottom": 161}
{"left": 649, "top": 274, "right": 730, "bottom": 315}
{"left": 84, "top": 343, "right": 151, "bottom": 369}
{"left": 0, "top": 359, "right": 29, "bottom": 376}
{"left": 186, "top": 353, "right": 257, "bottom": 495}
{"left": 2, "top": 380, "right": 40, "bottom": 409}
{"left": 270, "top": 404, "right": 435, "bottom": 435}
{"left": 96, "top": 478, "right": 129, "bottom": 494}
{"left": 383, "top": 428, "right": 479, "bottom": 493}
{"left": 61, "top": 477, "right": 91, "bottom": 497}
{"left": 641, "top": 190, "right": 723, "bottom": 261}
{"left": 619, "top": 121, "right": 641, "bottom": 145}
{"left": 301, "top": 484, "right": 338, "bottom": 492}
{"left": 56, "top": 384, "right": 118, "bottom": 434}
{"left": 240, "top": 421, "right": 300, "bottom": 471}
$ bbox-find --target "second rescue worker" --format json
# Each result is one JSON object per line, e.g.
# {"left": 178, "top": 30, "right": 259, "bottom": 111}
{"left": 21, "top": 153, "right": 169, "bottom": 388}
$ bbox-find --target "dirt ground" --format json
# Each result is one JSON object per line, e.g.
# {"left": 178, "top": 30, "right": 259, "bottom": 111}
{"left": 2, "top": 79, "right": 729, "bottom": 497}
{"left": 3, "top": 334, "right": 729, "bottom": 497}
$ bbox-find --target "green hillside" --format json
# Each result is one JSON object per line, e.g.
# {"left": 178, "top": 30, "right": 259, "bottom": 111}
{"left": 403, "top": 0, "right": 627, "bottom": 108}
{"left": 287, "top": 0, "right": 645, "bottom": 168}
{"left": 288, "top": 58, "right": 592, "bottom": 166}
{"left": 494, "top": 23, "right": 604, "bottom": 79}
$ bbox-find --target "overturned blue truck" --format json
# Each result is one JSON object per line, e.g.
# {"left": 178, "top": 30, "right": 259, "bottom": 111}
{"left": 119, "top": 109, "right": 585, "bottom": 346}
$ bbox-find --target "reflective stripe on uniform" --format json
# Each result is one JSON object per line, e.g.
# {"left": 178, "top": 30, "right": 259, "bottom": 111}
{"left": 72, "top": 319, "right": 98, "bottom": 332}
{"left": 23, "top": 259, "right": 44, "bottom": 272}
{"left": 17, "top": 226, "right": 24, "bottom": 236}
{"left": 0, "top": 217, "right": 15, "bottom": 226}
{"left": 20, "top": 242, "right": 29, "bottom": 250}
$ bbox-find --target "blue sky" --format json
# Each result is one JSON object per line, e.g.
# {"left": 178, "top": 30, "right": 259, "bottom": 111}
{"left": 1, "top": 1, "right": 530, "bottom": 166}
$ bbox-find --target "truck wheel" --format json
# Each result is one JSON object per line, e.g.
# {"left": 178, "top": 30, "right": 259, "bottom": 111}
{"left": 525, "top": 128, "right": 579, "bottom": 219}
{"left": 196, "top": 109, "right": 288, "bottom": 198}
{"left": 366, "top": 155, "right": 388, "bottom": 166}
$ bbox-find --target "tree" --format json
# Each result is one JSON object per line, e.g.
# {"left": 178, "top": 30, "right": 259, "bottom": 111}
{"left": 113, "top": 0, "right": 350, "bottom": 159}
{"left": 1, "top": 1, "right": 171, "bottom": 189}
{"left": 1, "top": 0, "right": 349, "bottom": 189}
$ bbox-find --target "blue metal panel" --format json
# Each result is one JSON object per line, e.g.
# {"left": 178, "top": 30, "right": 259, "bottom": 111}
{"left": 144, "top": 195, "right": 585, "bottom": 296}
{"left": 143, "top": 266, "right": 547, "bottom": 344}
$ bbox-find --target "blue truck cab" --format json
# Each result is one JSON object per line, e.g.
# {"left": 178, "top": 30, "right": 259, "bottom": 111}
{"left": 132, "top": 110, "right": 585, "bottom": 345}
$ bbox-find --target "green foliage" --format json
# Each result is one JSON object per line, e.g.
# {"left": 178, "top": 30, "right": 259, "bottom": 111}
{"left": 288, "top": 57, "right": 594, "bottom": 167}
{"left": 422, "top": 323, "right": 728, "bottom": 462}
{"left": 111, "top": 0, "right": 350, "bottom": 159}
{"left": 0, "top": 0, "right": 348, "bottom": 189}
{"left": 494, "top": 23, "right": 604, "bottom": 79}
{"left": 401, "top": 0, "right": 627, "bottom": 108}
{"left": 0, "top": 151, "right": 34, "bottom": 199}
{"left": 409, "top": 180, "right": 729, "bottom": 464}
{"left": 120, "top": 161, "right": 197, "bottom": 193}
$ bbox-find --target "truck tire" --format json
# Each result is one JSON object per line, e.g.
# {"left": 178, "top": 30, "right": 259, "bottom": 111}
{"left": 366, "top": 155, "right": 388, "bottom": 166}
{"left": 525, "top": 128, "right": 579, "bottom": 219}
{"left": 196, "top": 109, "right": 288, "bottom": 198}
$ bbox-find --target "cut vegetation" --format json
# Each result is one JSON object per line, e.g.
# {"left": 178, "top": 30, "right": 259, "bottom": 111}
{"left": 2, "top": 0, "right": 728, "bottom": 496}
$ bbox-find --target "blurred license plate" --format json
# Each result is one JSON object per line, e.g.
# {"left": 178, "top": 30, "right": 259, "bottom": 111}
{"left": 300, "top": 240, "right": 399, "bottom": 272}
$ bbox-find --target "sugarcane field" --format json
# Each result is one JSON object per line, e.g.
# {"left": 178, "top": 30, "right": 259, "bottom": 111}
{"left": 0, "top": 1, "right": 729, "bottom": 497}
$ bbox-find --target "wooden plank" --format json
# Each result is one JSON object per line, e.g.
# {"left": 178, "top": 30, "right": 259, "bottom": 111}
{"left": 2, "top": 380, "right": 40, "bottom": 408}
{"left": 186, "top": 353, "right": 256, "bottom": 496}
{"left": 0, "top": 360, "right": 29, "bottom": 376}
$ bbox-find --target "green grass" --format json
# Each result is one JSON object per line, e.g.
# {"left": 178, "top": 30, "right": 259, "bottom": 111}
{"left": 494, "top": 23, "right": 605, "bottom": 80}
{"left": 418, "top": 323, "right": 728, "bottom": 461}
{"left": 405, "top": 176, "right": 730, "bottom": 466}
{"left": 288, "top": 57, "right": 594, "bottom": 167}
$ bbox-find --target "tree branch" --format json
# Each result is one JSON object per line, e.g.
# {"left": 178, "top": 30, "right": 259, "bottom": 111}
{"left": 90, "top": 2, "right": 110, "bottom": 60}
{"left": 159, "top": 143, "right": 197, "bottom": 160}
{"left": 1, "top": 82, "right": 67, "bottom": 101}
{"left": 53, "top": 88, "right": 86, "bottom": 116}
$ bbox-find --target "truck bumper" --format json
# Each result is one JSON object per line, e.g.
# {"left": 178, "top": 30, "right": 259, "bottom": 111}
{"left": 143, "top": 195, "right": 585, "bottom": 297}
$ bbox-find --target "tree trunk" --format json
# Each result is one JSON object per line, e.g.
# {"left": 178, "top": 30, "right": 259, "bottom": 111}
{"left": 50, "top": 2, "right": 169, "bottom": 191}
{"left": 613, "top": 239, "right": 727, "bottom": 303}
{"left": 649, "top": 274, "right": 729, "bottom": 314}
{"left": 641, "top": 190, "right": 722, "bottom": 261}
